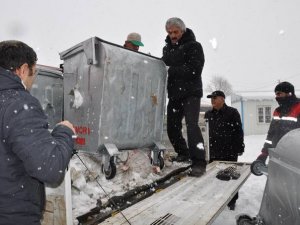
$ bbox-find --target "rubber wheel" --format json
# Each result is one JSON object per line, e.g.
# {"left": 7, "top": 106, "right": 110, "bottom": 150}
{"left": 101, "top": 159, "right": 117, "bottom": 180}
{"left": 250, "top": 160, "right": 264, "bottom": 176}
{"left": 158, "top": 155, "right": 165, "bottom": 170}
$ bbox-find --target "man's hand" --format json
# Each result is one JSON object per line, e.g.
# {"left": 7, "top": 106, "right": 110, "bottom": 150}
{"left": 256, "top": 152, "right": 268, "bottom": 164}
{"left": 58, "top": 120, "right": 76, "bottom": 134}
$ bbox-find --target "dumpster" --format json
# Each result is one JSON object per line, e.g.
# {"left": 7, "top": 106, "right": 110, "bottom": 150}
{"left": 256, "top": 128, "right": 300, "bottom": 225}
{"left": 30, "top": 65, "right": 64, "bottom": 129}
{"left": 60, "top": 37, "right": 167, "bottom": 179}
{"left": 237, "top": 128, "right": 300, "bottom": 225}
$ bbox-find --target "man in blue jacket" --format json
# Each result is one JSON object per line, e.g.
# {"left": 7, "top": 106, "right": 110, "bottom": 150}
{"left": 0, "top": 40, "right": 75, "bottom": 225}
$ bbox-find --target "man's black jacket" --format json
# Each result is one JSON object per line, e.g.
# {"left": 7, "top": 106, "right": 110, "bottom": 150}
{"left": 205, "top": 104, "right": 245, "bottom": 160}
{"left": 162, "top": 28, "right": 205, "bottom": 100}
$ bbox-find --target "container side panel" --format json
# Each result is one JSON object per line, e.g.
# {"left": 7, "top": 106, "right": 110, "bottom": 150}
{"left": 99, "top": 43, "right": 166, "bottom": 149}
{"left": 31, "top": 70, "right": 63, "bottom": 129}
{"left": 61, "top": 37, "right": 167, "bottom": 152}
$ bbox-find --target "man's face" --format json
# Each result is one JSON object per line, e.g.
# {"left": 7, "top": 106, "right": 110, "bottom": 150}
{"left": 275, "top": 91, "right": 290, "bottom": 98}
{"left": 211, "top": 96, "right": 225, "bottom": 110}
{"left": 22, "top": 64, "right": 37, "bottom": 90}
{"left": 166, "top": 25, "right": 184, "bottom": 44}
{"left": 124, "top": 41, "right": 139, "bottom": 51}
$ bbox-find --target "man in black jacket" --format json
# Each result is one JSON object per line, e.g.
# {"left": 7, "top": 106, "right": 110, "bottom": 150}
{"left": 205, "top": 90, "right": 245, "bottom": 210}
{"left": 162, "top": 17, "right": 206, "bottom": 177}
{"left": 0, "top": 40, "right": 75, "bottom": 225}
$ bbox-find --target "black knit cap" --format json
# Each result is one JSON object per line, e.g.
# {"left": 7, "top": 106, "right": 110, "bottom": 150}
{"left": 274, "top": 81, "right": 295, "bottom": 95}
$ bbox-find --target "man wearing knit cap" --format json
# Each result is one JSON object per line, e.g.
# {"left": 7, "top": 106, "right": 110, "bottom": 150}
{"left": 254, "top": 81, "right": 300, "bottom": 165}
{"left": 124, "top": 32, "right": 144, "bottom": 51}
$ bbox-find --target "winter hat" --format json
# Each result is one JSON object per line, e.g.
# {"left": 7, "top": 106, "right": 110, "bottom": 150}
{"left": 126, "top": 32, "right": 144, "bottom": 47}
{"left": 274, "top": 81, "right": 295, "bottom": 95}
{"left": 207, "top": 90, "right": 225, "bottom": 99}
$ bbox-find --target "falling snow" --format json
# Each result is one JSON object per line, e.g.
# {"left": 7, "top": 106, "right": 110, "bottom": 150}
{"left": 209, "top": 37, "right": 218, "bottom": 50}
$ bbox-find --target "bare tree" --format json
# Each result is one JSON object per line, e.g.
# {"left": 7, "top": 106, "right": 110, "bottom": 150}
{"left": 205, "top": 75, "right": 233, "bottom": 96}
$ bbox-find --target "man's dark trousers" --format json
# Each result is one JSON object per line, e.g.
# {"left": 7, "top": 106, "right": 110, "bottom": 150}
{"left": 167, "top": 95, "right": 205, "bottom": 161}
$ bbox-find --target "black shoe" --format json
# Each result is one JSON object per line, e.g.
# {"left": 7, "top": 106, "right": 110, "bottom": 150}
{"left": 171, "top": 154, "right": 190, "bottom": 162}
{"left": 190, "top": 162, "right": 206, "bottom": 177}
{"left": 228, "top": 203, "right": 236, "bottom": 210}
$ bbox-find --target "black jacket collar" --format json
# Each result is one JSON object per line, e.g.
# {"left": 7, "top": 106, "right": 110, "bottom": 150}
{"left": 0, "top": 66, "right": 24, "bottom": 91}
{"left": 165, "top": 28, "right": 196, "bottom": 46}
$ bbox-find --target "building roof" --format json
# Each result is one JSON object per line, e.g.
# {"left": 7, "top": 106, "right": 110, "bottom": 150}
{"left": 232, "top": 90, "right": 300, "bottom": 103}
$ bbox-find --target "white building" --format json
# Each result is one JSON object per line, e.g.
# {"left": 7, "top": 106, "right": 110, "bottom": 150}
{"left": 232, "top": 91, "right": 300, "bottom": 135}
{"left": 232, "top": 91, "right": 277, "bottom": 136}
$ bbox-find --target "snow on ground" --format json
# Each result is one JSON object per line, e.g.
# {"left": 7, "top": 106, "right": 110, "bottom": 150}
{"left": 211, "top": 135, "right": 267, "bottom": 225}
{"left": 70, "top": 148, "right": 189, "bottom": 224}
{"left": 69, "top": 134, "right": 267, "bottom": 225}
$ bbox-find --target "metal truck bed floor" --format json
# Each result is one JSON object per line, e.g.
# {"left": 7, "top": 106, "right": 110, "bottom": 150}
{"left": 100, "top": 161, "right": 251, "bottom": 225}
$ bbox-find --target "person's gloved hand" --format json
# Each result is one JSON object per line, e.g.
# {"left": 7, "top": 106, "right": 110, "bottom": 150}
{"left": 256, "top": 152, "right": 268, "bottom": 164}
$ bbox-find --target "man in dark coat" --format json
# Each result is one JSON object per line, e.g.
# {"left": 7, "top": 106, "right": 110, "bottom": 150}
{"left": 256, "top": 81, "right": 300, "bottom": 163}
{"left": 0, "top": 40, "right": 75, "bottom": 225}
{"left": 205, "top": 90, "right": 245, "bottom": 210}
{"left": 242, "top": 82, "right": 300, "bottom": 224}
{"left": 162, "top": 17, "right": 206, "bottom": 177}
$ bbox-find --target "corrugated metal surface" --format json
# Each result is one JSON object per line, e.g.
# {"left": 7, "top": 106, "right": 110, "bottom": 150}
{"left": 31, "top": 65, "right": 63, "bottom": 129}
{"left": 60, "top": 37, "right": 167, "bottom": 152}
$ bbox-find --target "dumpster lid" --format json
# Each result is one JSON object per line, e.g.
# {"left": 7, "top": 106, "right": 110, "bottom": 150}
{"left": 59, "top": 36, "right": 162, "bottom": 62}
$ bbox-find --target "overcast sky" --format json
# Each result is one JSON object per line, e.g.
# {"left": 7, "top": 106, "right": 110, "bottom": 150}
{"left": 1, "top": 0, "right": 300, "bottom": 92}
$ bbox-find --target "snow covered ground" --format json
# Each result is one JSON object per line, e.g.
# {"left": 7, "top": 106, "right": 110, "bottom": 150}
{"left": 211, "top": 135, "right": 267, "bottom": 225}
{"left": 69, "top": 134, "right": 267, "bottom": 225}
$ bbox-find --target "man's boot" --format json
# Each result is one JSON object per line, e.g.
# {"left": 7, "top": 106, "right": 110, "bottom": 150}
{"left": 190, "top": 160, "right": 206, "bottom": 177}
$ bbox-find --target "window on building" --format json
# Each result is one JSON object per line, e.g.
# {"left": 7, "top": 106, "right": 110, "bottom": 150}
{"left": 258, "top": 106, "right": 272, "bottom": 123}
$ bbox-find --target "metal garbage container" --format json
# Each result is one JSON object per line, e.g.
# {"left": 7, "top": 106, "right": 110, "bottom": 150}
{"left": 257, "top": 128, "right": 300, "bottom": 225}
{"left": 60, "top": 37, "right": 167, "bottom": 179}
{"left": 237, "top": 128, "right": 300, "bottom": 225}
{"left": 30, "top": 65, "right": 63, "bottom": 129}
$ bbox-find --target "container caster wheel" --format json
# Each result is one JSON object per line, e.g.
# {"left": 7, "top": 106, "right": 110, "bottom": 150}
{"left": 101, "top": 159, "right": 117, "bottom": 180}
{"left": 158, "top": 155, "right": 165, "bottom": 170}
{"left": 151, "top": 154, "right": 165, "bottom": 170}
{"left": 251, "top": 160, "right": 266, "bottom": 176}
